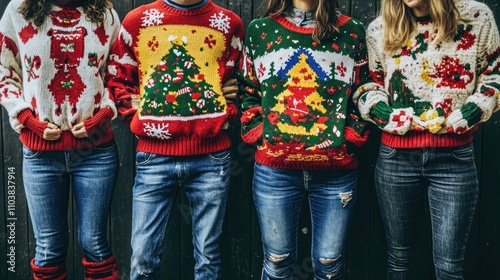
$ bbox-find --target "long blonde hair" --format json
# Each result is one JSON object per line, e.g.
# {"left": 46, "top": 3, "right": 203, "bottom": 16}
{"left": 381, "top": 0, "right": 459, "bottom": 53}
{"left": 261, "top": 0, "right": 340, "bottom": 42}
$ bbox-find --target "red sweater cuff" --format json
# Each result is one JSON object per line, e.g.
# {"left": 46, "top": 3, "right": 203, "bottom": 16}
{"left": 83, "top": 108, "right": 114, "bottom": 133}
{"left": 17, "top": 109, "right": 48, "bottom": 137}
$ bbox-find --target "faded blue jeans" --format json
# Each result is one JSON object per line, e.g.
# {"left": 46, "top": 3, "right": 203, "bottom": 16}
{"left": 22, "top": 141, "right": 118, "bottom": 267}
{"left": 253, "top": 163, "right": 357, "bottom": 280}
{"left": 375, "top": 143, "right": 479, "bottom": 280}
{"left": 130, "top": 149, "right": 231, "bottom": 280}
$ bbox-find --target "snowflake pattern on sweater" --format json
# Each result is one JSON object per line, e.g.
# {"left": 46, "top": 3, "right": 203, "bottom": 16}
{"left": 354, "top": 0, "right": 500, "bottom": 148}
{"left": 106, "top": 0, "right": 244, "bottom": 156}
{"left": 238, "top": 15, "right": 372, "bottom": 170}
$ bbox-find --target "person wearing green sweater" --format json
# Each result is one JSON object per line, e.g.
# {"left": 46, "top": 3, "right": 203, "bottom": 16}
{"left": 238, "top": 0, "right": 374, "bottom": 278}
{"left": 354, "top": 0, "right": 500, "bottom": 278}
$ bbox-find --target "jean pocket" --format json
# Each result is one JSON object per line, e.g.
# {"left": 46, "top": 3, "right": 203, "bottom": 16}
{"left": 93, "top": 140, "right": 116, "bottom": 152}
{"left": 378, "top": 144, "right": 397, "bottom": 159}
{"left": 208, "top": 149, "right": 231, "bottom": 162}
{"left": 136, "top": 151, "right": 154, "bottom": 165}
{"left": 22, "top": 146, "right": 42, "bottom": 159}
{"left": 452, "top": 144, "right": 474, "bottom": 162}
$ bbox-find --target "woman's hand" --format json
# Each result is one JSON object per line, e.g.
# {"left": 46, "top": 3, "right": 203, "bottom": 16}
{"left": 71, "top": 122, "right": 88, "bottom": 138}
{"left": 222, "top": 78, "right": 238, "bottom": 104}
{"left": 435, "top": 119, "right": 452, "bottom": 134}
{"left": 43, "top": 123, "right": 62, "bottom": 141}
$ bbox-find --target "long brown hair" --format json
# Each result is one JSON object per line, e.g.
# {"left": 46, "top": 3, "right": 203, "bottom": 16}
{"left": 381, "top": 0, "right": 459, "bottom": 53}
{"left": 19, "top": 0, "right": 114, "bottom": 27}
{"left": 261, "top": 0, "right": 340, "bottom": 42}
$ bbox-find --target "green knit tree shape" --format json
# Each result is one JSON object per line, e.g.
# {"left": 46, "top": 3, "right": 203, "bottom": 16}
{"left": 140, "top": 42, "right": 222, "bottom": 117}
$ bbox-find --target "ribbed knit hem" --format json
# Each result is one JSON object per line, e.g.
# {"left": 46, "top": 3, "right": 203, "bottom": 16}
{"left": 20, "top": 129, "right": 114, "bottom": 151}
{"left": 380, "top": 129, "right": 476, "bottom": 149}
{"left": 136, "top": 131, "right": 231, "bottom": 156}
{"left": 254, "top": 149, "right": 358, "bottom": 171}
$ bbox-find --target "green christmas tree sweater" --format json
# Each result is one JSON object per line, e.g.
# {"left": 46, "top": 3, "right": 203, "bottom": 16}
{"left": 238, "top": 14, "right": 373, "bottom": 170}
{"left": 106, "top": 0, "right": 244, "bottom": 155}
{"left": 354, "top": 0, "right": 500, "bottom": 148}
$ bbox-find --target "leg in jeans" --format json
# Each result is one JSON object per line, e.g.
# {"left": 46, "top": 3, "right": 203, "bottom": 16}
{"left": 22, "top": 147, "right": 70, "bottom": 268}
{"left": 184, "top": 149, "right": 231, "bottom": 280}
{"left": 253, "top": 163, "right": 304, "bottom": 280}
{"left": 375, "top": 144, "right": 426, "bottom": 280}
{"left": 71, "top": 143, "right": 119, "bottom": 262}
{"left": 309, "top": 169, "right": 357, "bottom": 280}
{"left": 426, "top": 144, "right": 478, "bottom": 280}
{"left": 130, "top": 152, "right": 180, "bottom": 279}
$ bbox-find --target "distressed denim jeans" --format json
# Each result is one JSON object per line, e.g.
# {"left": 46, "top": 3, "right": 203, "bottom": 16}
{"left": 130, "top": 149, "right": 231, "bottom": 280}
{"left": 22, "top": 141, "right": 118, "bottom": 267}
{"left": 253, "top": 163, "right": 357, "bottom": 280}
{"left": 375, "top": 143, "right": 479, "bottom": 280}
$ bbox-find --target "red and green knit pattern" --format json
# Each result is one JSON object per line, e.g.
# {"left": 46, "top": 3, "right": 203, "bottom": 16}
{"left": 239, "top": 15, "right": 371, "bottom": 170}
{"left": 356, "top": 0, "right": 500, "bottom": 148}
{"left": 107, "top": 0, "right": 244, "bottom": 156}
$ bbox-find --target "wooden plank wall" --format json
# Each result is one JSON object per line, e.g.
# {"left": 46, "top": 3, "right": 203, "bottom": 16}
{"left": 1, "top": 0, "right": 499, "bottom": 279}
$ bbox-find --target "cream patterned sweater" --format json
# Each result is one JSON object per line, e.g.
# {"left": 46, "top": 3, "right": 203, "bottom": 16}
{"left": 355, "top": 0, "right": 500, "bottom": 148}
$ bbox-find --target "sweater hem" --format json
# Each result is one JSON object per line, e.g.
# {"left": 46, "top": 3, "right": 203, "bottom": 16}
{"left": 135, "top": 131, "right": 232, "bottom": 156}
{"left": 255, "top": 150, "right": 358, "bottom": 171}
{"left": 19, "top": 129, "right": 114, "bottom": 151}
{"left": 380, "top": 129, "right": 476, "bottom": 149}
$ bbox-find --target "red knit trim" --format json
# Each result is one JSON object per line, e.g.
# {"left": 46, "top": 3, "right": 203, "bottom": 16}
{"left": 31, "top": 258, "right": 67, "bottom": 280}
{"left": 241, "top": 123, "right": 263, "bottom": 144}
{"left": 270, "top": 14, "right": 352, "bottom": 33}
{"left": 254, "top": 141, "right": 358, "bottom": 170}
{"left": 344, "top": 126, "right": 370, "bottom": 147}
{"left": 155, "top": 0, "right": 216, "bottom": 16}
{"left": 255, "top": 149, "right": 358, "bottom": 170}
{"left": 136, "top": 131, "right": 231, "bottom": 156}
{"left": 82, "top": 255, "right": 119, "bottom": 280}
{"left": 271, "top": 15, "right": 315, "bottom": 34}
{"left": 83, "top": 107, "right": 114, "bottom": 134}
{"left": 17, "top": 109, "right": 48, "bottom": 137}
{"left": 20, "top": 129, "right": 114, "bottom": 151}
{"left": 380, "top": 129, "right": 476, "bottom": 148}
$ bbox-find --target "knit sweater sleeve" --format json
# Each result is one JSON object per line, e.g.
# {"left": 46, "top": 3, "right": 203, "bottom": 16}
{"left": 238, "top": 26, "right": 263, "bottom": 144}
{"left": 447, "top": 6, "right": 500, "bottom": 134}
{"left": 344, "top": 22, "right": 372, "bottom": 147}
{"left": 0, "top": 2, "right": 33, "bottom": 133}
{"left": 105, "top": 13, "right": 140, "bottom": 125}
{"left": 355, "top": 18, "right": 414, "bottom": 135}
{"left": 223, "top": 14, "right": 245, "bottom": 122}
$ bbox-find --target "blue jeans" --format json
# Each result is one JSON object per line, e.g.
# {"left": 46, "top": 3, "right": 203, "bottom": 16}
{"left": 130, "top": 149, "right": 231, "bottom": 280}
{"left": 253, "top": 163, "right": 357, "bottom": 280}
{"left": 22, "top": 141, "right": 118, "bottom": 267}
{"left": 375, "top": 143, "right": 479, "bottom": 280}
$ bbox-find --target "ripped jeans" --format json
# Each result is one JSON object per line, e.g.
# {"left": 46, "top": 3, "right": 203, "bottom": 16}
{"left": 252, "top": 163, "right": 357, "bottom": 280}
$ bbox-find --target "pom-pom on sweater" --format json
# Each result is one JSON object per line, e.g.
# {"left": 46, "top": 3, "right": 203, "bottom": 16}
{"left": 355, "top": 0, "right": 500, "bottom": 148}
{"left": 0, "top": 0, "right": 120, "bottom": 150}
{"left": 106, "top": 0, "right": 244, "bottom": 156}
{"left": 238, "top": 14, "right": 372, "bottom": 170}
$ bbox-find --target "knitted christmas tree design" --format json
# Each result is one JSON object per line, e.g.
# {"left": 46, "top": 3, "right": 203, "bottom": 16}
{"left": 140, "top": 42, "right": 222, "bottom": 117}
{"left": 269, "top": 48, "right": 341, "bottom": 149}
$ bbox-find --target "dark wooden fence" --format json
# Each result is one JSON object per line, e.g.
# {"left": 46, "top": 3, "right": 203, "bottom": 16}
{"left": 1, "top": 0, "right": 499, "bottom": 279}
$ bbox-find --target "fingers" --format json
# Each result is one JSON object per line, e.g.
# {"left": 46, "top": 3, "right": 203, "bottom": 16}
{"left": 43, "top": 124, "right": 61, "bottom": 141}
{"left": 222, "top": 78, "right": 238, "bottom": 87}
{"left": 409, "top": 119, "right": 425, "bottom": 132}
{"left": 71, "top": 122, "right": 88, "bottom": 138}
{"left": 224, "top": 93, "right": 237, "bottom": 104}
